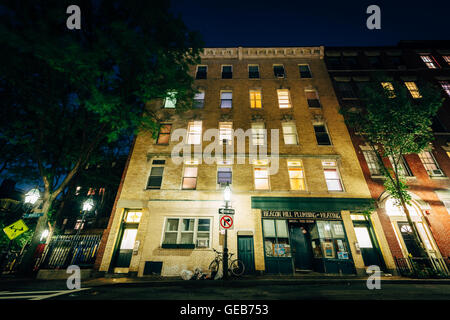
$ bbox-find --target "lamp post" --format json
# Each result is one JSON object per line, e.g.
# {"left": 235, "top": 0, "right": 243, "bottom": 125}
{"left": 222, "top": 184, "right": 231, "bottom": 280}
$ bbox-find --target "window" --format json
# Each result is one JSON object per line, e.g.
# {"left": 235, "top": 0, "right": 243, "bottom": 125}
{"left": 322, "top": 161, "right": 343, "bottom": 191}
{"left": 299, "top": 64, "right": 312, "bottom": 78}
{"left": 220, "top": 91, "right": 232, "bottom": 108}
{"left": 196, "top": 65, "right": 207, "bottom": 79}
{"left": 193, "top": 91, "right": 205, "bottom": 108}
{"left": 336, "top": 82, "right": 356, "bottom": 99}
{"left": 182, "top": 166, "right": 198, "bottom": 189}
{"left": 156, "top": 124, "right": 172, "bottom": 145}
{"left": 273, "top": 65, "right": 285, "bottom": 78}
{"left": 362, "top": 150, "right": 381, "bottom": 176}
{"left": 249, "top": 90, "right": 262, "bottom": 108}
{"left": 420, "top": 55, "right": 439, "bottom": 69}
{"left": 314, "top": 124, "right": 331, "bottom": 145}
{"left": 405, "top": 82, "right": 422, "bottom": 98}
{"left": 249, "top": 65, "right": 260, "bottom": 79}
{"left": 418, "top": 151, "right": 444, "bottom": 177}
{"left": 439, "top": 81, "right": 450, "bottom": 97}
{"left": 443, "top": 56, "right": 450, "bottom": 66}
{"left": 254, "top": 167, "right": 269, "bottom": 190}
{"left": 263, "top": 219, "right": 291, "bottom": 257}
{"left": 219, "top": 122, "right": 233, "bottom": 145}
{"left": 282, "top": 122, "right": 298, "bottom": 145}
{"left": 343, "top": 56, "right": 358, "bottom": 66}
{"left": 163, "top": 91, "right": 177, "bottom": 108}
{"left": 327, "top": 57, "right": 341, "bottom": 68}
{"left": 125, "top": 211, "right": 142, "bottom": 223}
{"left": 277, "top": 89, "right": 291, "bottom": 108}
{"left": 381, "top": 82, "right": 396, "bottom": 98}
{"left": 217, "top": 167, "right": 232, "bottom": 186}
{"left": 368, "top": 56, "right": 381, "bottom": 67}
{"left": 251, "top": 122, "right": 265, "bottom": 145}
{"left": 187, "top": 121, "right": 202, "bottom": 144}
{"left": 147, "top": 160, "right": 165, "bottom": 189}
{"left": 162, "top": 217, "right": 211, "bottom": 248}
{"left": 305, "top": 89, "right": 321, "bottom": 108}
{"left": 389, "top": 56, "right": 403, "bottom": 66}
{"left": 389, "top": 156, "right": 412, "bottom": 177}
{"left": 222, "top": 65, "right": 232, "bottom": 79}
{"left": 288, "top": 160, "right": 305, "bottom": 191}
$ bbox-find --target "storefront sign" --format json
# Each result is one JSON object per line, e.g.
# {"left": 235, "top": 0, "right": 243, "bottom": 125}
{"left": 262, "top": 210, "right": 342, "bottom": 220}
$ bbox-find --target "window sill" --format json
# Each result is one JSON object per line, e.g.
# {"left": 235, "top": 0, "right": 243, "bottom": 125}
{"left": 430, "top": 176, "right": 448, "bottom": 180}
{"left": 161, "top": 244, "right": 196, "bottom": 249}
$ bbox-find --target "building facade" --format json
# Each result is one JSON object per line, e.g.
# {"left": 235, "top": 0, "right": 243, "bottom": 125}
{"left": 325, "top": 41, "right": 450, "bottom": 271}
{"left": 95, "top": 47, "right": 397, "bottom": 277}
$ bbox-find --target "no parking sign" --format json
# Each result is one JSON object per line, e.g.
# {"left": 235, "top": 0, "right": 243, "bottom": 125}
{"left": 219, "top": 215, "right": 234, "bottom": 230}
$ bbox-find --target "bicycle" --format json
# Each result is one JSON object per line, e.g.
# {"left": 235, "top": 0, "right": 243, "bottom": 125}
{"left": 208, "top": 248, "right": 245, "bottom": 277}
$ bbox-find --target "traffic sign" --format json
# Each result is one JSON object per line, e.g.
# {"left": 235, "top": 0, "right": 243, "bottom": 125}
{"left": 219, "top": 215, "right": 234, "bottom": 230}
{"left": 3, "top": 219, "right": 29, "bottom": 240}
{"left": 23, "top": 212, "right": 44, "bottom": 218}
{"left": 219, "top": 208, "right": 235, "bottom": 215}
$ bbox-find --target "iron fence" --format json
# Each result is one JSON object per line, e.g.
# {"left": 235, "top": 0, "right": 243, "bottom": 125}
{"left": 395, "top": 256, "right": 449, "bottom": 277}
{"left": 38, "top": 234, "right": 102, "bottom": 270}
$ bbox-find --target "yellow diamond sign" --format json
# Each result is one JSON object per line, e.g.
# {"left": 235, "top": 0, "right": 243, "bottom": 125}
{"left": 3, "top": 219, "right": 29, "bottom": 240}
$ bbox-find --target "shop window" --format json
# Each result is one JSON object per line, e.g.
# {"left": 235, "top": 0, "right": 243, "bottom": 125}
{"left": 156, "top": 124, "right": 172, "bottom": 145}
{"left": 277, "top": 89, "right": 291, "bottom": 108}
{"left": 187, "top": 121, "right": 202, "bottom": 145}
{"left": 162, "top": 217, "right": 211, "bottom": 248}
{"left": 248, "top": 65, "right": 260, "bottom": 79}
{"left": 222, "top": 65, "right": 232, "bottom": 79}
{"left": 220, "top": 91, "right": 233, "bottom": 108}
{"left": 254, "top": 167, "right": 269, "bottom": 190}
{"left": 182, "top": 166, "right": 198, "bottom": 190}
{"left": 263, "top": 219, "right": 291, "bottom": 258}
{"left": 196, "top": 65, "right": 207, "bottom": 79}
{"left": 193, "top": 91, "right": 205, "bottom": 108}
{"left": 287, "top": 160, "right": 305, "bottom": 191}
{"left": 298, "top": 64, "right": 312, "bottom": 78}
{"left": 163, "top": 91, "right": 177, "bottom": 108}
{"left": 249, "top": 90, "right": 262, "bottom": 108}
{"left": 282, "top": 122, "right": 298, "bottom": 145}
{"left": 310, "top": 221, "right": 350, "bottom": 260}
{"left": 322, "top": 161, "right": 343, "bottom": 191}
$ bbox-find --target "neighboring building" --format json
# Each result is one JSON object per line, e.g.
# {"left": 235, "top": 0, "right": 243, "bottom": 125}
{"left": 95, "top": 47, "right": 397, "bottom": 277}
{"left": 325, "top": 41, "right": 450, "bottom": 268}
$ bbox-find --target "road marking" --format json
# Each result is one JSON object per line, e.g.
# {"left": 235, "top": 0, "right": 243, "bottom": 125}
{"left": 0, "top": 288, "right": 91, "bottom": 300}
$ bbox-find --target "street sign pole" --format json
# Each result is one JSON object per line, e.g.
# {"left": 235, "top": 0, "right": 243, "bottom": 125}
{"left": 223, "top": 201, "right": 229, "bottom": 280}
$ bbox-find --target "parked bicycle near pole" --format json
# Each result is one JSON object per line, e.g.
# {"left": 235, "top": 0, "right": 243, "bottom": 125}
{"left": 209, "top": 248, "right": 245, "bottom": 277}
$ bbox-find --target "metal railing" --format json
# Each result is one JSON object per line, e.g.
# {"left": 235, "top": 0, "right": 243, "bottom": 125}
{"left": 37, "top": 234, "right": 102, "bottom": 270}
{"left": 395, "top": 256, "right": 449, "bottom": 277}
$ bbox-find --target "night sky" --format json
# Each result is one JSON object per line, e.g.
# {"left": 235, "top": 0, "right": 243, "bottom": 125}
{"left": 170, "top": 0, "right": 450, "bottom": 47}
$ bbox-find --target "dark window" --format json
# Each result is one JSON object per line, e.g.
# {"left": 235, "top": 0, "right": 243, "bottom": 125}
{"left": 314, "top": 125, "right": 331, "bottom": 145}
{"left": 193, "top": 91, "right": 205, "bottom": 108}
{"left": 336, "top": 82, "right": 356, "bottom": 99}
{"left": 343, "top": 56, "right": 358, "bottom": 66}
{"left": 249, "top": 65, "right": 260, "bottom": 79}
{"left": 147, "top": 161, "right": 165, "bottom": 189}
{"left": 217, "top": 167, "right": 232, "bottom": 185}
{"left": 299, "top": 65, "right": 312, "bottom": 78}
{"left": 196, "top": 66, "right": 207, "bottom": 79}
{"left": 156, "top": 125, "right": 172, "bottom": 145}
{"left": 273, "top": 65, "right": 285, "bottom": 78}
{"left": 222, "top": 66, "right": 232, "bottom": 79}
{"left": 327, "top": 57, "right": 341, "bottom": 68}
{"left": 306, "top": 90, "right": 321, "bottom": 108}
{"left": 389, "top": 56, "right": 403, "bottom": 66}
{"left": 368, "top": 56, "right": 381, "bottom": 67}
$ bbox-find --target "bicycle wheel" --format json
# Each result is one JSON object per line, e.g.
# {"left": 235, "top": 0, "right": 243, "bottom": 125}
{"left": 230, "top": 259, "right": 245, "bottom": 276}
{"left": 209, "top": 260, "right": 219, "bottom": 273}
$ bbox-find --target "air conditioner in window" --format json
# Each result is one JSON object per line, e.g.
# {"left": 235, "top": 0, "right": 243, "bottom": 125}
{"left": 197, "top": 239, "right": 209, "bottom": 248}
{"left": 431, "top": 169, "right": 444, "bottom": 176}
{"left": 276, "top": 74, "right": 285, "bottom": 79}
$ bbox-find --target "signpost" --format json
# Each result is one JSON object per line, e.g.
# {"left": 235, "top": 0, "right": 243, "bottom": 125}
{"left": 23, "top": 212, "right": 44, "bottom": 219}
{"left": 219, "top": 208, "right": 235, "bottom": 215}
{"left": 219, "top": 215, "right": 234, "bottom": 230}
{"left": 3, "top": 219, "right": 29, "bottom": 240}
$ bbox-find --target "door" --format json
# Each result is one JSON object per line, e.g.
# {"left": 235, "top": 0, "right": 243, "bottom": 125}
{"left": 289, "top": 224, "right": 313, "bottom": 271}
{"left": 354, "top": 226, "right": 383, "bottom": 268}
{"left": 113, "top": 226, "right": 138, "bottom": 268}
{"left": 397, "top": 222, "right": 422, "bottom": 257}
{"left": 237, "top": 236, "right": 255, "bottom": 274}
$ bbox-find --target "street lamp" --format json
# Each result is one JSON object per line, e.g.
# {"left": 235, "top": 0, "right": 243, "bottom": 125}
{"left": 24, "top": 187, "right": 40, "bottom": 205}
{"left": 222, "top": 184, "right": 231, "bottom": 280}
{"left": 77, "top": 198, "right": 94, "bottom": 234}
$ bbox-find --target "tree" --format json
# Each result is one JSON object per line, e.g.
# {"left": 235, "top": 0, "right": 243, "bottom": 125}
{"left": 341, "top": 74, "right": 443, "bottom": 258}
{"left": 0, "top": 0, "right": 203, "bottom": 274}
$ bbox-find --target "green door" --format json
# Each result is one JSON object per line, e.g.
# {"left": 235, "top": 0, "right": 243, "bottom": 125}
{"left": 354, "top": 225, "right": 383, "bottom": 268}
{"left": 237, "top": 236, "right": 255, "bottom": 274}
{"left": 289, "top": 224, "right": 313, "bottom": 271}
{"left": 113, "top": 225, "right": 138, "bottom": 268}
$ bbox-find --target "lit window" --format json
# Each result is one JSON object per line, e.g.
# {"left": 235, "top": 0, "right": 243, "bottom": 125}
{"left": 249, "top": 90, "right": 262, "bottom": 108}
{"left": 251, "top": 122, "right": 265, "bottom": 145}
{"left": 182, "top": 166, "right": 198, "bottom": 189}
{"left": 156, "top": 124, "right": 172, "bottom": 145}
{"left": 162, "top": 217, "right": 211, "bottom": 248}
{"left": 305, "top": 89, "right": 321, "bottom": 108}
{"left": 277, "top": 89, "right": 291, "bottom": 108}
{"left": 288, "top": 160, "right": 305, "bottom": 191}
{"left": 443, "top": 56, "right": 450, "bottom": 66}
{"left": 418, "top": 151, "right": 444, "bottom": 177}
{"left": 147, "top": 160, "right": 165, "bottom": 189}
{"left": 193, "top": 91, "right": 205, "bottom": 108}
{"left": 187, "top": 121, "right": 202, "bottom": 145}
{"left": 220, "top": 91, "right": 232, "bottom": 108}
{"left": 404, "top": 82, "right": 422, "bottom": 98}
{"left": 322, "top": 161, "right": 343, "bottom": 191}
{"left": 439, "top": 81, "right": 450, "bottom": 97}
{"left": 420, "top": 55, "right": 439, "bottom": 69}
{"left": 282, "top": 122, "right": 298, "bottom": 145}
{"left": 362, "top": 150, "right": 382, "bottom": 176}
{"left": 249, "top": 65, "right": 260, "bottom": 79}
{"left": 125, "top": 211, "right": 142, "bottom": 223}
{"left": 222, "top": 65, "right": 232, "bottom": 79}
{"left": 163, "top": 91, "right": 177, "bottom": 108}
{"left": 217, "top": 167, "right": 232, "bottom": 185}
{"left": 74, "top": 220, "right": 84, "bottom": 230}
{"left": 196, "top": 65, "right": 207, "bottom": 79}
{"left": 381, "top": 82, "right": 396, "bottom": 98}
{"left": 314, "top": 124, "right": 331, "bottom": 145}
{"left": 299, "top": 64, "right": 312, "bottom": 78}
{"left": 219, "top": 122, "right": 233, "bottom": 145}
{"left": 273, "top": 65, "right": 285, "bottom": 78}
{"left": 254, "top": 167, "right": 269, "bottom": 190}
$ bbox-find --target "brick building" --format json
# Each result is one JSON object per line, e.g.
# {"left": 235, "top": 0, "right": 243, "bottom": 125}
{"left": 95, "top": 47, "right": 397, "bottom": 277}
{"left": 325, "top": 41, "right": 450, "bottom": 270}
